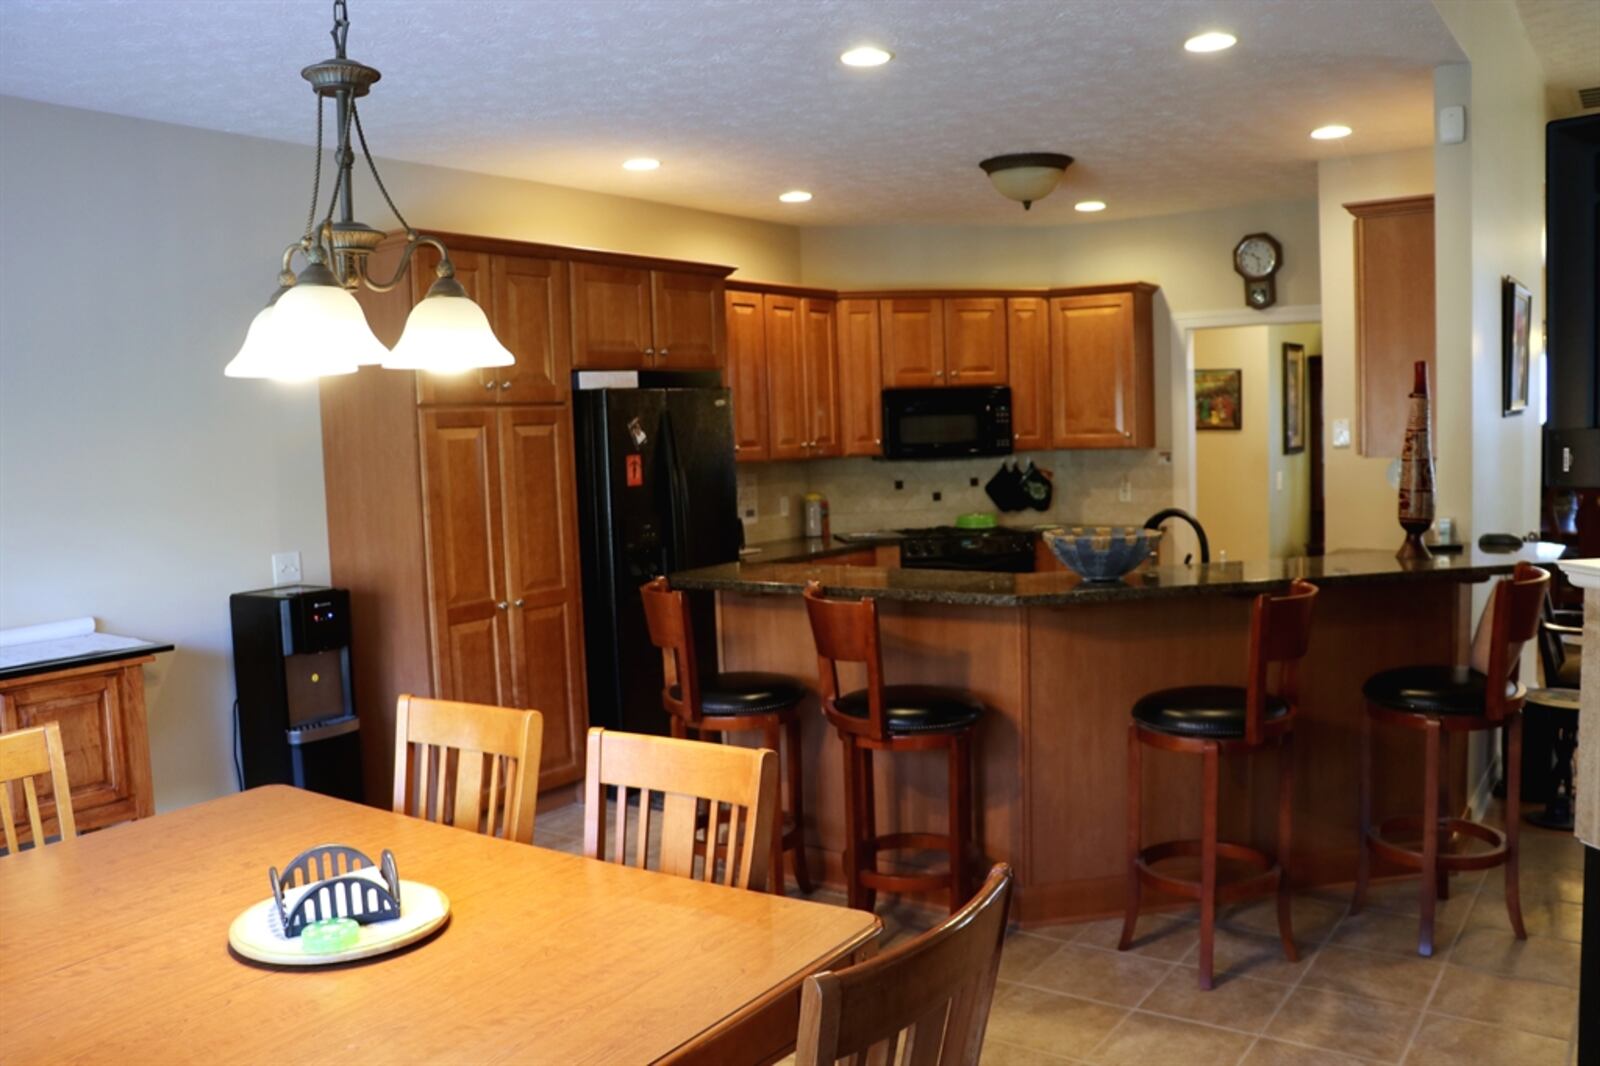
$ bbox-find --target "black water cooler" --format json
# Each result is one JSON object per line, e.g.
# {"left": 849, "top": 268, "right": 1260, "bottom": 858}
{"left": 229, "top": 585, "right": 363, "bottom": 801}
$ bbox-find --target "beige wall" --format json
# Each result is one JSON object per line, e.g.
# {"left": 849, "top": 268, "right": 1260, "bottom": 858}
{"left": 0, "top": 97, "right": 801, "bottom": 811}
{"left": 1194, "top": 326, "right": 1272, "bottom": 562}
{"left": 1316, "top": 147, "right": 1436, "bottom": 550}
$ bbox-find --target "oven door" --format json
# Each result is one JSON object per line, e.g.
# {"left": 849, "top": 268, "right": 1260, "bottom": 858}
{"left": 882, "top": 386, "right": 1013, "bottom": 459}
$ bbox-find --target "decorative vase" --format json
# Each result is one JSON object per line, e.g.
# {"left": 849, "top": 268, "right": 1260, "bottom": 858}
{"left": 1396, "top": 360, "right": 1435, "bottom": 560}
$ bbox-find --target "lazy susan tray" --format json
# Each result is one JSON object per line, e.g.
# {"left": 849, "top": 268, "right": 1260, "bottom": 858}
{"left": 229, "top": 880, "right": 450, "bottom": 966}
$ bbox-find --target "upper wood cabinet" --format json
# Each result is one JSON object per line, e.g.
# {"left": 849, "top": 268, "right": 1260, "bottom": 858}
{"left": 837, "top": 298, "right": 883, "bottom": 457}
{"left": 493, "top": 255, "right": 572, "bottom": 404}
{"left": 1006, "top": 297, "right": 1051, "bottom": 451}
{"left": 410, "top": 247, "right": 499, "bottom": 405}
{"left": 1050, "top": 286, "right": 1155, "bottom": 449}
{"left": 763, "top": 294, "right": 808, "bottom": 461}
{"left": 1347, "top": 195, "right": 1435, "bottom": 458}
{"left": 801, "top": 298, "right": 841, "bottom": 457}
{"left": 572, "top": 263, "right": 726, "bottom": 371}
{"left": 724, "top": 288, "right": 769, "bottom": 462}
{"left": 880, "top": 299, "right": 946, "bottom": 387}
{"left": 943, "top": 298, "right": 1008, "bottom": 385}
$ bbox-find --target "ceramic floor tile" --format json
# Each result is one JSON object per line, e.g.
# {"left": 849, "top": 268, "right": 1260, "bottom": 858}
{"left": 1090, "top": 1012, "right": 1253, "bottom": 1066}
{"left": 1403, "top": 1013, "right": 1569, "bottom": 1065}
{"left": 1428, "top": 965, "right": 1580, "bottom": 1040}
{"left": 1221, "top": 896, "right": 1346, "bottom": 945}
{"left": 1479, "top": 864, "right": 1582, "bottom": 906}
{"left": 1340, "top": 878, "right": 1476, "bottom": 926}
{"left": 1024, "top": 942, "right": 1175, "bottom": 1007}
{"left": 1000, "top": 931, "right": 1066, "bottom": 983}
{"left": 1461, "top": 894, "right": 1582, "bottom": 942}
{"left": 1180, "top": 926, "right": 1317, "bottom": 985}
{"left": 1138, "top": 966, "right": 1289, "bottom": 1033}
{"left": 1448, "top": 928, "right": 1582, "bottom": 988}
{"left": 984, "top": 982, "right": 1128, "bottom": 1058}
{"left": 1516, "top": 832, "right": 1586, "bottom": 871}
{"left": 1264, "top": 988, "right": 1420, "bottom": 1063}
{"left": 1238, "top": 1038, "right": 1382, "bottom": 1065}
{"left": 1298, "top": 945, "right": 1441, "bottom": 1003}
{"left": 979, "top": 1039, "right": 1087, "bottom": 1064}
{"left": 1326, "top": 907, "right": 1460, "bottom": 958}
{"left": 1070, "top": 913, "right": 1201, "bottom": 961}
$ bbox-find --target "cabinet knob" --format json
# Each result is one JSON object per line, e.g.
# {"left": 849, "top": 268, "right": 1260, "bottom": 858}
{"left": 1124, "top": 431, "right": 1132, "bottom": 439}
{"left": 874, "top": 437, "right": 881, "bottom": 444}
{"left": 659, "top": 348, "right": 669, "bottom": 357}
{"left": 645, "top": 347, "right": 656, "bottom": 356}
{"left": 496, "top": 601, "right": 508, "bottom": 610}
{"left": 934, "top": 370, "right": 944, "bottom": 378}
{"left": 483, "top": 380, "right": 496, "bottom": 390}
{"left": 950, "top": 370, "right": 960, "bottom": 379}
{"left": 500, "top": 379, "right": 512, "bottom": 390}
{"left": 513, "top": 598, "right": 525, "bottom": 608}
{"left": 733, "top": 444, "right": 742, "bottom": 452}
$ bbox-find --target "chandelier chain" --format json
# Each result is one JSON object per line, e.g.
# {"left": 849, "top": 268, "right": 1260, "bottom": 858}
{"left": 352, "top": 103, "right": 413, "bottom": 237}
{"left": 303, "top": 95, "right": 325, "bottom": 246}
{"left": 330, "top": 0, "right": 350, "bottom": 60}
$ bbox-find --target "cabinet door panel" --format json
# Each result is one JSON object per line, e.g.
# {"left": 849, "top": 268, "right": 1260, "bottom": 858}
{"left": 571, "top": 263, "right": 653, "bottom": 369}
{"left": 499, "top": 406, "right": 587, "bottom": 788}
{"left": 415, "top": 248, "right": 497, "bottom": 404}
{"left": 837, "top": 299, "right": 883, "bottom": 457}
{"left": 3, "top": 673, "right": 127, "bottom": 827}
{"left": 493, "top": 255, "right": 570, "bottom": 404}
{"left": 1051, "top": 293, "right": 1147, "bottom": 448}
{"left": 1007, "top": 297, "right": 1051, "bottom": 451}
{"left": 651, "top": 271, "right": 724, "bottom": 369}
{"left": 880, "top": 299, "right": 945, "bottom": 387}
{"left": 725, "top": 289, "right": 769, "bottom": 462}
{"left": 802, "top": 298, "right": 840, "bottom": 457}
{"left": 764, "top": 294, "right": 808, "bottom": 460}
{"left": 419, "top": 409, "right": 512, "bottom": 704}
{"left": 943, "top": 297, "right": 1008, "bottom": 384}
{"left": 1349, "top": 198, "right": 1434, "bottom": 457}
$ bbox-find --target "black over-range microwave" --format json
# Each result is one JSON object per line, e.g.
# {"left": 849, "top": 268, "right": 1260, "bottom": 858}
{"left": 881, "top": 386, "right": 1013, "bottom": 460}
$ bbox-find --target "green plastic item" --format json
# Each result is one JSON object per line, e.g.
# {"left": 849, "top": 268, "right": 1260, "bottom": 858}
{"left": 301, "top": 917, "right": 361, "bottom": 954}
{"left": 954, "top": 512, "right": 998, "bottom": 529}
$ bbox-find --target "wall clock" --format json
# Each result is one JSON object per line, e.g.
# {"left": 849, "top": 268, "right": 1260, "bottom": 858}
{"left": 1233, "top": 233, "right": 1282, "bottom": 309}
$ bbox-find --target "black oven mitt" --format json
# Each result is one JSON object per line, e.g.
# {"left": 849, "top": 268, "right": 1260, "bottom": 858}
{"left": 1021, "top": 461, "right": 1053, "bottom": 511}
{"left": 985, "top": 461, "right": 1026, "bottom": 512}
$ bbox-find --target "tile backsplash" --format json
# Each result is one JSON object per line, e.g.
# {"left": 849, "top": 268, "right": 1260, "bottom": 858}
{"left": 736, "top": 450, "right": 1176, "bottom": 543}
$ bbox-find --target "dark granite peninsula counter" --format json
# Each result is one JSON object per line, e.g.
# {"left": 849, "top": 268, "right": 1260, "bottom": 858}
{"left": 673, "top": 543, "right": 1564, "bottom": 925}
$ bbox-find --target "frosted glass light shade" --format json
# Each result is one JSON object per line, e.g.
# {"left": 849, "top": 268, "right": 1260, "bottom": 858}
{"left": 266, "top": 275, "right": 384, "bottom": 377}
{"left": 979, "top": 153, "right": 1074, "bottom": 210}
{"left": 223, "top": 303, "right": 281, "bottom": 379}
{"left": 383, "top": 283, "right": 514, "bottom": 374}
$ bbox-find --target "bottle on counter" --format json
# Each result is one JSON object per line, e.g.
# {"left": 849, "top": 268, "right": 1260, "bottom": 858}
{"left": 803, "top": 492, "right": 830, "bottom": 540}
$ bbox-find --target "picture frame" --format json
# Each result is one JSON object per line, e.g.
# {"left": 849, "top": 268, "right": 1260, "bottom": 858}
{"left": 1281, "top": 343, "right": 1306, "bottom": 454}
{"left": 1195, "top": 368, "right": 1243, "bottom": 430}
{"left": 1502, "top": 276, "right": 1531, "bottom": 415}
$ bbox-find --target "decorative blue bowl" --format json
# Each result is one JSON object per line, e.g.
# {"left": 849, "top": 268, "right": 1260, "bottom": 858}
{"left": 1042, "top": 526, "right": 1162, "bottom": 583}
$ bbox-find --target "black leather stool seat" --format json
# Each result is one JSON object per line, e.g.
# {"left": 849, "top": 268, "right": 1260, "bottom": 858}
{"left": 1363, "top": 665, "right": 1521, "bottom": 717}
{"left": 671, "top": 672, "right": 806, "bottom": 716}
{"left": 835, "top": 685, "right": 983, "bottom": 735}
{"left": 1132, "top": 685, "right": 1289, "bottom": 739}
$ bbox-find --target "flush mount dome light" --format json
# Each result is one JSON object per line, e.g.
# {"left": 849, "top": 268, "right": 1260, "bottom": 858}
{"left": 979, "top": 153, "right": 1074, "bottom": 211}
{"left": 1184, "top": 31, "right": 1237, "bottom": 53}
{"left": 1310, "top": 124, "right": 1353, "bottom": 140}
{"left": 1074, "top": 200, "right": 1107, "bottom": 213}
{"left": 840, "top": 45, "right": 892, "bottom": 67}
{"left": 778, "top": 190, "right": 813, "bottom": 203}
{"left": 622, "top": 157, "right": 660, "bottom": 171}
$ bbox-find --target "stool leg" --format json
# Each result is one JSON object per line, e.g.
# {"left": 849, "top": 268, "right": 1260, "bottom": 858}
{"left": 840, "top": 734, "right": 864, "bottom": 912}
{"left": 1276, "top": 730, "right": 1298, "bottom": 963}
{"left": 784, "top": 712, "right": 813, "bottom": 894}
{"left": 670, "top": 716, "right": 688, "bottom": 740}
{"left": 763, "top": 717, "right": 785, "bottom": 896}
{"left": 1419, "top": 718, "right": 1441, "bottom": 957}
{"left": 1118, "top": 723, "right": 1142, "bottom": 952}
{"left": 1353, "top": 707, "right": 1373, "bottom": 914}
{"left": 1436, "top": 731, "right": 1451, "bottom": 903}
{"left": 1198, "top": 742, "right": 1220, "bottom": 990}
{"left": 859, "top": 746, "right": 878, "bottom": 913}
{"left": 1504, "top": 712, "right": 1527, "bottom": 939}
{"left": 948, "top": 732, "right": 971, "bottom": 913}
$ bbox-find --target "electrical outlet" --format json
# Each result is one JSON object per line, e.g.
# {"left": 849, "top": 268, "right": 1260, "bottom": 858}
{"left": 1117, "top": 477, "right": 1133, "bottom": 503}
{"left": 1331, "top": 419, "right": 1352, "bottom": 448}
{"left": 1275, "top": 470, "right": 1284, "bottom": 491}
{"left": 778, "top": 496, "right": 790, "bottom": 518}
{"left": 272, "top": 551, "right": 302, "bottom": 587}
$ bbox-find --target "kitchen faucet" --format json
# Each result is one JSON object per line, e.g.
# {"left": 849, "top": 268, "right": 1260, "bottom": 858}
{"left": 1143, "top": 508, "right": 1211, "bottom": 565}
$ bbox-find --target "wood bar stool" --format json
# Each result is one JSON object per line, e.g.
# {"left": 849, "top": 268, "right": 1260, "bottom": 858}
{"left": 641, "top": 576, "right": 812, "bottom": 895}
{"left": 1354, "top": 562, "right": 1549, "bottom": 956}
{"left": 1120, "top": 579, "right": 1318, "bottom": 990}
{"left": 802, "top": 581, "right": 984, "bottom": 914}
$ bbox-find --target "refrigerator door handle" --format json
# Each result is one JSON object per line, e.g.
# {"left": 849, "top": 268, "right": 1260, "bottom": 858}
{"left": 658, "top": 410, "right": 691, "bottom": 574}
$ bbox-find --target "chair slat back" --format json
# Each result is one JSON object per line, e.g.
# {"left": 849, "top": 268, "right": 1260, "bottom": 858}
{"left": 640, "top": 576, "right": 701, "bottom": 727}
{"left": 582, "top": 727, "right": 777, "bottom": 891}
{"left": 1244, "top": 579, "right": 1319, "bottom": 745}
{"left": 803, "top": 581, "right": 888, "bottom": 740}
{"left": 796, "top": 864, "right": 1014, "bottom": 1066}
{"left": 0, "top": 722, "right": 76, "bottom": 854}
{"left": 1485, "top": 563, "right": 1552, "bottom": 720}
{"left": 391, "top": 695, "right": 543, "bottom": 844}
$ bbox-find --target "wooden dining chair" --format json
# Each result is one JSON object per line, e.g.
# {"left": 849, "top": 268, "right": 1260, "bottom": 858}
{"left": 795, "top": 863, "right": 1013, "bottom": 1066}
{"left": 392, "top": 695, "right": 543, "bottom": 844}
{"left": 582, "top": 727, "right": 777, "bottom": 891}
{"left": 0, "top": 722, "right": 77, "bottom": 854}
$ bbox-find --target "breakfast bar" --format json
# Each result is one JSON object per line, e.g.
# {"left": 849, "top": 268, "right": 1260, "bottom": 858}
{"left": 672, "top": 544, "right": 1565, "bottom": 924}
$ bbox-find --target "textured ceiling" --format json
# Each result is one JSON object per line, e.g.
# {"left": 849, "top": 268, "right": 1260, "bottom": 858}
{"left": 0, "top": 0, "right": 1464, "bottom": 225}
{"left": 1515, "top": 0, "right": 1600, "bottom": 93}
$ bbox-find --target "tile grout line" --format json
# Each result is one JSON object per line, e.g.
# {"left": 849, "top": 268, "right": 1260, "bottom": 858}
{"left": 1394, "top": 870, "right": 1486, "bottom": 1064}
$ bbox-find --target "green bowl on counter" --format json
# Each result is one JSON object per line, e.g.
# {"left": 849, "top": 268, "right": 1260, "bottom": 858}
{"left": 954, "top": 512, "right": 998, "bottom": 530}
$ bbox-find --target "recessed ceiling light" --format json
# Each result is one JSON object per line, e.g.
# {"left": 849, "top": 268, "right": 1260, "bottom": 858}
{"left": 840, "top": 45, "right": 892, "bottom": 67}
{"left": 1183, "top": 31, "right": 1236, "bottom": 53}
{"left": 622, "top": 157, "right": 660, "bottom": 171}
{"left": 1310, "top": 125, "right": 1352, "bottom": 140}
{"left": 1074, "top": 200, "right": 1107, "bottom": 213}
{"left": 778, "top": 190, "right": 813, "bottom": 203}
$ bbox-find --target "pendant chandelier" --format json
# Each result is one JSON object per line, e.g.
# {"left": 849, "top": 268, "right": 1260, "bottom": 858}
{"left": 226, "top": 0, "right": 512, "bottom": 381}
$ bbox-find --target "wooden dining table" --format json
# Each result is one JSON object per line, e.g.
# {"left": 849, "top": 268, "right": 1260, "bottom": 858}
{"left": 0, "top": 785, "right": 880, "bottom": 1064}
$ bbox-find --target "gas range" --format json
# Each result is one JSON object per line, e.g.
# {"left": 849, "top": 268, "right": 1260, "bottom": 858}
{"left": 895, "top": 525, "right": 1037, "bottom": 573}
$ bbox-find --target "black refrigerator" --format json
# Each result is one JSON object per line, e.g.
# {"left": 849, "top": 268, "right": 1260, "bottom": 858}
{"left": 573, "top": 382, "right": 743, "bottom": 736}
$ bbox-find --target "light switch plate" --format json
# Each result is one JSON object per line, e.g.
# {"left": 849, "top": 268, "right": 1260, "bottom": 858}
{"left": 778, "top": 496, "right": 790, "bottom": 518}
{"left": 1438, "top": 105, "right": 1466, "bottom": 145}
{"left": 272, "top": 551, "right": 302, "bottom": 586}
{"left": 1332, "top": 419, "right": 1352, "bottom": 448}
{"left": 1117, "top": 477, "right": 1133, "bottom": 503}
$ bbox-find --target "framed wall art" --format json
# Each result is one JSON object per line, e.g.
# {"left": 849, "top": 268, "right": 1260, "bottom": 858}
{"left": 1195, "top": 369, "right": 1243, "bottom": 430}
{"left": 1282, "top": 343, "right": 1306, "bottom": 454}
{"left": 1502, "top": 276, "right": 1531, "bottom": 415}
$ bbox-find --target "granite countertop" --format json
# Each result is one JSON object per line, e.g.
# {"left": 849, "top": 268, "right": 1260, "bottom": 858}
{"left": 736, "top": 536, "right": 888, "bottom": 564}
{"left": 675, "top": 543, "right": 1569, "bottom": 608}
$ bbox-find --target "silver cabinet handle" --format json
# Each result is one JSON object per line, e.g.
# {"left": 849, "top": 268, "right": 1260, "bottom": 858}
{"left": 482, "top": 380, "right": 496, "bottom": 390}
{"left": 500, "top": 379, "right": 512, "bottom": 390}
{"left": 496, "top": 601, "right": 508, "bottom": 610}
{"left": 644, "top": 347, "right": 656, "bottom": 356}
{"left": 513, "top": 598, "right": 525, "bottom": 607}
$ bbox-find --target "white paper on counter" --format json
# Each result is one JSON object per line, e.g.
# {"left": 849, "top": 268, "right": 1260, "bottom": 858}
{"left": 0, "top": 631, "right": 151, "bottom": 672}
{"left": 0, "top": 617, "right": 96, "bottom": 647}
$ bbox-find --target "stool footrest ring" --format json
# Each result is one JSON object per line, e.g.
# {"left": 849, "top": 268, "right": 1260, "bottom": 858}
{"left": 1135, "top": 839, "right": 1282, "bottom": 902}
{"left": 1368, "top": 815, "right": 1508, "bottom": 872}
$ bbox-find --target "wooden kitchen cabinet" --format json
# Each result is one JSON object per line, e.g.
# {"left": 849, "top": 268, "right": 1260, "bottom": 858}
{"left": 572, "top": 262, "right": 728, "bottom": 371}
{"left": 837, "top": 298, "right": 883, "bottom": 457}
{"left": 724, "top": 288, "right": 770, "bottom": 462}
{"left": 1007, "top": 297, "right": 1051, "bottom": 451}
{"left": 1347, "top": 195, "right": 1434, "bottom": 458}
{"left": 942, "top": 297, "right": 1008, "bottom": 385}
{"left": 763, "top": 293, "right": 808, "bottom": 460}
{"left": 0, "top": 654, "right": 158, "bottom": 840}
{"left": 880, "top": 298, "right": 946, "bottom": 387}
{"left": 650, "top": 271, "right": 723, "bottom": 369}
{"left": 1050, "top": 285, "right": 1155, "bottom": 448}
{"left": 801, "top": 298, "right": 840, "bottom": 457}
